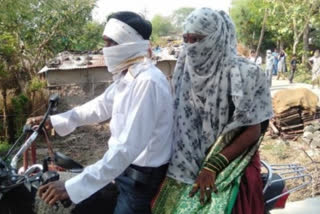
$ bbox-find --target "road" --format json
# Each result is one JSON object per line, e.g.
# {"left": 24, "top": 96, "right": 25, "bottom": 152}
{"left": 271, "top": 77, "right": 320, "bottom": 97}
{"left": 270, "top": 76, "right": 320, "bottom": 214}
{"left": 271, "top": 197, "right": 320, "bottom": 214}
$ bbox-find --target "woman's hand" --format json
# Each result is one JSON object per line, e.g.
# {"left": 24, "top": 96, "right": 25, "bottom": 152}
{"left": 26, "top": 116, "right": 53, "bottom": 130}
{"left": 189, "top": 168, "right": 217, "bottom": 205}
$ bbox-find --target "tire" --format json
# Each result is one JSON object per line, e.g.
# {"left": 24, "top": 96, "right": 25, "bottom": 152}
{"left": 0, "top": 185, "right": 36, "bottom": 214}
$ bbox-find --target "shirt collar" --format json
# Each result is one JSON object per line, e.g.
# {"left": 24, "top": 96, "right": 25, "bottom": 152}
{"left": 113, "top": 59, "right": 152, "bottom": 82}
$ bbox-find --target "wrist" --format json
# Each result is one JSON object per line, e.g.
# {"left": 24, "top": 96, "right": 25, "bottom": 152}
{"left": 203, "top": 153, "right": 229, "bottom": 174}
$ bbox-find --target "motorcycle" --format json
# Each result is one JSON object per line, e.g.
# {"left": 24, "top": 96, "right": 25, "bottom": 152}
{"left": 0, "top": 94, "right": 312, "bottom": 214}
{"left": 0, "top": 94, "right": 83, "bottom": 214}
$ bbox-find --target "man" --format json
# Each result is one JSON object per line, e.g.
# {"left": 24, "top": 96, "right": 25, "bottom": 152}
{"left": 277, "top": 50, "right": 287, "bottom": 80}
{"left": 272, "top": 48, "right": 279, "bottom": 75}
{"left": 249, "top": 50, "right": 262, "bottom": 66}
{"left": 309, "top": 50, "right": 320, "bottom": 88}
{"left": 289, "top": 54, "right": 297, "bottom": 84}
{"left": 265, "top": 49, "right": 273, "bottom": 86}
{"left": 28, "top": 11, "right": 173, "bottom": 214}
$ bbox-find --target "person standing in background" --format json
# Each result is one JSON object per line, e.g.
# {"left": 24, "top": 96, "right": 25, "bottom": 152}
{"left": 289, "top": 54, "right": 297, "bottom": 84}
{"left": 277, "top": 50, "right": 287, "bottom": 80}
{"left": 249, "top": 50, "right": 262, "bottom": 67}
{"left": 272, "top": 48, "right": 279, "bottom": 76}
{"left": 309, "top": 50, "right": 320, "bottom": 88}
{"left": 265, "top": 49, "right": 273, "bottom": 86}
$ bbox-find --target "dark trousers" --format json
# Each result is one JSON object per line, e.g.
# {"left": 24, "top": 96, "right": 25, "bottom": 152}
{"left": 72, "top": 164, "right": 167, "bottom": 214}
{"left": 289, "top": 68, "right": 296, "bottom": 83}
{"left": 114, "top": 164, "right": 168, "bottom": 214}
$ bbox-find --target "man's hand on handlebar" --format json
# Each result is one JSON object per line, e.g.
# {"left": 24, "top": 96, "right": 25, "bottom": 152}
{"left": 38, "top": 180, "right": 70, "bottom": 206}
{"left": 26, "top": 116, "right": 53, "bottom": 130}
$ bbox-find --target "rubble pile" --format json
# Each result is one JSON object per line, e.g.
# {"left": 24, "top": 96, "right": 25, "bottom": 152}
{"left": 270, "top": 107, "right": 320, "bottom": 140}
{"left": 270, "top": 88, "right": 320, "bottom": 140}
{"left": 302, "top": 122, "right": 320, "bottom": 148}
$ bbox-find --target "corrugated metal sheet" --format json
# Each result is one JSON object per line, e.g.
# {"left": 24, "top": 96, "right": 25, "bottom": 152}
{"left": 39, "top": 54, "right": 106, "bottom": 74}
{"left": 38, "top": 52, "right": 177, "bottom": 74}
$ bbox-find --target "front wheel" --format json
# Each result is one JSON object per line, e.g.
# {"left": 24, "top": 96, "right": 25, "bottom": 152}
{"left": 0, "top": 185, "right": 36, "bottom": 214}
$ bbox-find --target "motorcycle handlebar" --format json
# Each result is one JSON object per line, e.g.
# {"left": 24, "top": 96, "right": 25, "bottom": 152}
{"left": 9, "top": 94, "right": 59, "bottom": 170}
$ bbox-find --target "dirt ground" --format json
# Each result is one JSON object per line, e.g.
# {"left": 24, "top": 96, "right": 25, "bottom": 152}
{"left": 260, "top": 135, "right": 320, "bottom": 201}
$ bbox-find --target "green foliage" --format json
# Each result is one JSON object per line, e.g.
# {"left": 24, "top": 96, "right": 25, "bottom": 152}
{"left": 0, "top": 33, "right": 17, "bottom": 58}
{"left": 27, "top": 76, "right": 46, "bottom": 93}
{"left": 0, "top": 140, "right": 10, "bottom": 156}
{"left": 11, "top": 94, "right": 29, "bottom": 136}
{"left": 171, "top": 7, "right": 195, "bottom": 33}
{"left": 0, "top": 32, "right": 19, "bottom": 90}
{"left": 67, "top": 21, "right": 104, "bottom": 51}
{"left": 151, "top": 14, "right": 174, "bottom": 40}
{"left": 0, "top": 0, "right": 101, "bottom": 143}
{"left": 294, "top": 64, "right": 312, "bottom": 84}
{"left": 0, "top": 0, "right": 100, "bottom": 77}
{"left": 231, "top": 0, "right": 269, "bottom": 49}
{"left": 231, "top": 0, "right": 320, "bottom": 58}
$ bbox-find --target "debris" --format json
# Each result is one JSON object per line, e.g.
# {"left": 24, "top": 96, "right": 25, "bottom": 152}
{"left": 271, "top": 88, "right": 320, "bottom": 140}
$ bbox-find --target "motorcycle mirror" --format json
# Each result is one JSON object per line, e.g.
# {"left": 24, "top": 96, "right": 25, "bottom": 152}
{"left": 54, "top": 152, "right": 83, "bottom": 170}
{"left": 49, "top": 93, "right": 59, "bottom": 104}
{"left": 23, "top": 124, "right": 33, "bottom": 133}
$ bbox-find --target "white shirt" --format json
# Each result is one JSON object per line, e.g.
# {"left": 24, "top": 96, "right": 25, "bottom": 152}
{"left": 50, "top": 60, "right": 173, "bottom": 204}
{"left": 249, "top": 56, "right": 262, "bottom": 66}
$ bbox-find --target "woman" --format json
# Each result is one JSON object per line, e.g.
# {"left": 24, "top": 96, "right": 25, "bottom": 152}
{"left": 152, "top": 8, "right": 273, "bottom": 214}
{"left": 277, "top": 50, "right": 287, "bottom": 80}
{"left": 309, "top": 50, "right": 320, "bottom": 88}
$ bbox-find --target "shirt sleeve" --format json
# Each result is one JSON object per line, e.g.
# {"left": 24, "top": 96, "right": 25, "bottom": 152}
{"left": 65, "top": 80, "right": 159, "bottom": 204}
{"left": 256, "top": 57, "right": 262, "bottom": 65}
{"left": 50, "top": 84, "right": 115, "bottom": 136}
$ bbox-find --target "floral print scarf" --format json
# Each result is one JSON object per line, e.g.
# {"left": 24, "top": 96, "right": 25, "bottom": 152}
{"left": 167, "top": 8, "right": 273, "bottom": 184}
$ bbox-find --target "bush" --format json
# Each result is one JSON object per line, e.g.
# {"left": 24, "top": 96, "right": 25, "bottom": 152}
{"left": 294, "top": 64, "right": 312, "bottom": 84}
{"left": 27, "top": 76, "right": 46, "bottom": 93}
{"left": 0, "top": 140, "right": 10, "bottom": 156}
{"left": 11, "top": 94, "right": 29, "bottom": 137}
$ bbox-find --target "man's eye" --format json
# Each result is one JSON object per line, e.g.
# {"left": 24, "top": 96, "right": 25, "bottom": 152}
{"left": 183, "top": 37, "right": 188, "bottom": 43}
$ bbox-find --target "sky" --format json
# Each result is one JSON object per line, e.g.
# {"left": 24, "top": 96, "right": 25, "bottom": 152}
{"left": 92, "top": 0, "right": 232, "bottom": 23}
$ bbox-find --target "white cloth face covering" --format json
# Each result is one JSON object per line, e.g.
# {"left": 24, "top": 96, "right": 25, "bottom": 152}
{"left": 102, "top": 41, "right": 150, "bottom": 74}
{"left": 102, "top": 18, "right": 150, "bottom": 74}
{"left": 103, "top": 18, "right": 144, "bottom": 44}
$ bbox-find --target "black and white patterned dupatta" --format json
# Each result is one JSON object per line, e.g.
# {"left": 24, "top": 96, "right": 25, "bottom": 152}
{"left": 167, "top": 8, "right": 273, "bottom": 184}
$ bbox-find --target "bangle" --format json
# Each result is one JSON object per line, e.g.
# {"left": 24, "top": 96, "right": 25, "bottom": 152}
{"left": 204, "top": 153, "right": 229, "bottom": 174}
{"left": 203, "top": 167, "right": 217, "bottom": 174}
{"left": 219, "top": 153, "right": 229, "bottom": 165}
{"left": 205, "top": 162, "right": 221, "bottom": 172}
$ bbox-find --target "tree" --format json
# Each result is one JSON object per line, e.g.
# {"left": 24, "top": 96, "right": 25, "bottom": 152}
{"left": 151, "top": 14, "right": 174, "bottom": 40}
{"left": 0, "top": 0, "right": 101, "bottom": 79}
{"left": 0, "top": 0, "right": 102, "bottom": 142}
{"left": 171, "top": 7, "right": 195, "bottom": 33}
{"left": 0, "top": 32, "right": 20, "bottom": 140}
{"left": 271, "top": 0, "right": 320, "bottom": 54}
{"left": 231, "top": 0, "right": 276, "bottom": 52}
{"left": 231, "top": 0, "right": 320, "bottom": 60}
